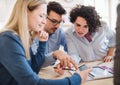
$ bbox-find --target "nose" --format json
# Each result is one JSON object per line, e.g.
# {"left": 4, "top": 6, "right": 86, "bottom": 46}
{"left": 78, "top": 27, "right": 85, "bottom": 32}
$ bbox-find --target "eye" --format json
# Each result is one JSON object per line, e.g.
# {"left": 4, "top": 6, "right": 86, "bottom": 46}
{"left": 39, "top": 14, "right": 46, "bottom": 19}
{"left": 84, "top": 25, "right": 89, "bottom": 28}
{"left": 39, "top": 15, "right": 43, "bottom": 18}
{"left": 76, "top": 23, "right": 81, "bottom": 27}
{"left": 51, "top": 19, "right": 58, "bottom": 23}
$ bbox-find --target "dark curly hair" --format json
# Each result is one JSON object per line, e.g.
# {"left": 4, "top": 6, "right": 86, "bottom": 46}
{"left": 69, "top": 5, "right": 101, "bottom": 33}
{"left": 47, "top": 1, "right": 66, "bottom": 15}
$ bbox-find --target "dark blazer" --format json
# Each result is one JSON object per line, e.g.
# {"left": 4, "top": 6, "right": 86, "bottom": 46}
{"left": 114, "top": 3, "right": 120, "bottom": 85}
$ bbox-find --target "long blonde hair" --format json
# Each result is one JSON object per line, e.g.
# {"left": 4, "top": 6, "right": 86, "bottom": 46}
{"left": 2, "top": 0, "right": 46, "bottom": 59}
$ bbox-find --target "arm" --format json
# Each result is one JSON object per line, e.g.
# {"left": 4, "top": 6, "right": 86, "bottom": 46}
{"left": 0, "top": 32, "right": 82, "bottom": 85}
{"left": 0, "top": 33, "right": 40, "bottom": 85}
{"left": 31, "top": 38, "right": 56, "bottom": 67}
{"left": 102, "top": 22, "right": 116, "bottom": 62}
{"left": 30, "top": 30, "right": 48, "bottom": 73}
{"left": 42, "top": 28, "right": 68, "bottom": 67}
{"left": 30, "top": 41, "right": 46, "bottom": 73}
{"left": 41, "top": 28, "right": 69, "bottom": 67}
{"left": 42, "top": 50, "right": 78, "bottom": 71}
{"left": 107, "top": 47, "right": 115, "bottom": 56}
{"left": 41, "top": 52, "right": 57, "bottom": 67}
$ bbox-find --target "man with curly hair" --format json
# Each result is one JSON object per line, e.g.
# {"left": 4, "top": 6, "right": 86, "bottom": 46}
{"left": 65, "top": 5, "right": 116, "bottom": 64}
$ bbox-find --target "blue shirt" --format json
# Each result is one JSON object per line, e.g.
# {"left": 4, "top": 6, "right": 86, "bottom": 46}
{"left": 0, "top": 31, "right": 81, "bottom": 85}
{"left": 31, "top": 28, "right": 67, "bottom": 67}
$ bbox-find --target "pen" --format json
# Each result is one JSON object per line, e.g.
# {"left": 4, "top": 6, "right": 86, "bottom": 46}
{"left": 54, "top": 67, "right": 76, "bottom": 71}
{"left": 89, "top": 73, "right": 95, "bottom": 77}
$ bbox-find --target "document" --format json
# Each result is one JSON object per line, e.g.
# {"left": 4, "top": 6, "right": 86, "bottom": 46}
{"left": 89, "top": 66, "right": 113, "bottom": 80}
{"left": 69, "top": 65, "right": 113, "bottom": 80}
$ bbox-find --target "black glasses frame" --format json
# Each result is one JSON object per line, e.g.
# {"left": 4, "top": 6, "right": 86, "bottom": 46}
{"left": 47, "top": 17, "right": 62, "bottom": 26}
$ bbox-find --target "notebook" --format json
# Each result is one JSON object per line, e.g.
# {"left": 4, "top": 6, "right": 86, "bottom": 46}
{"left": 88, "top": 66, "right": 113, "bottom": 80}
{"left": 69, "top": 65, "right": 113, "bottom": 80}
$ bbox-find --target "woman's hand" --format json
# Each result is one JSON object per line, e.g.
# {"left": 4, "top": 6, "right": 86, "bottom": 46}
{"left": 103, "top": 56, "right": 113, "bottom": 62}
{"left": 103, "top": 47, "right": 115, "bottom": 62}
{"left": 36, "top": 30, "right": 49, "bottom": 41}
{"left": 54, "top": 63, "right": 65, "bottom": 75}
{"left": 76, "top": 68, "right": 92, "bottom": 83}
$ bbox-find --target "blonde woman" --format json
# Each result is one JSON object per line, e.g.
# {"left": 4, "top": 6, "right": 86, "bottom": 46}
{"left": 0, "top": 0, "right": 91, "bottom": 85}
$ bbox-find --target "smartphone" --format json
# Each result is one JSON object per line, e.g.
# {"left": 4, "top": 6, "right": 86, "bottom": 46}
{"left": 78, "top": 64, "right": 88, "bottom": 71}
{"left": 69, "top": 64, "right": 88, "bottom": 75}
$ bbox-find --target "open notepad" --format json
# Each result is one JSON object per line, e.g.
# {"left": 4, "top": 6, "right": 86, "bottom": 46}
{"left": 69, "top": 65, "right": 113, "bottom": 80}
{"left": 88, "top": 66, "right": 113, "bottom": 80}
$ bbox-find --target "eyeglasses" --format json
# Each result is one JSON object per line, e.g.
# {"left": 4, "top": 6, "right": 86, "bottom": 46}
{"left": 47, "top": 17, "right": 63, "bottom": 26}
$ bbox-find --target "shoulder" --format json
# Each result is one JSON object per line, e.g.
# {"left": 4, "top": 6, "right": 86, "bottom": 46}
{"left": 0, "top": 31, "right": 22, "bottom": 47}
{"left": 0, "top": 31, "right": 19, "bottom": 40}
{"left": 50, "top": 28, "right": 65, "bottom": 38}
{"left": 98, "top": 21, "right": 115, "bottom": 36}
{"left": 65, "top": 26, "right": 74, "bottom": 35}
{"left": 55, "top": 28, "right": 65, "bottom": 34}
{"left": 98, "top": 21, "right": 109, "bottom": 31}
{"left": 0, "top": 31, "right": 25, "bottom": 55}
{"left": 100, "top": 21, "right": 108, "bottom": 27}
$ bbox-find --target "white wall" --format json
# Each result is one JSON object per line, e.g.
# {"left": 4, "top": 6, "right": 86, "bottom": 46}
{"left": 0, "top": 0, "right": 84, "bottom": 30}
{"left": 0, "top": 0, "right": 119, "bottom": 30}
{"left": 0, "top": 0, "right": 16, "bottom": 28}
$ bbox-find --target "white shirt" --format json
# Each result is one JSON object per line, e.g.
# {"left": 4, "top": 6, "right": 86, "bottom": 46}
{"left": 65, "top": 21, "right": 116, "bottom": 64}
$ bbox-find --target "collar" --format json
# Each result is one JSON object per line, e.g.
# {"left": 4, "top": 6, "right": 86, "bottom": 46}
{"left": 84, "top": 32, "right": 92, "bottom": 42}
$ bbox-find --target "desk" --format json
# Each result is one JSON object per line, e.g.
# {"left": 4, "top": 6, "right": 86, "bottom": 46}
{"left": 38, "top": 61, "right": 113, "bottom": 85}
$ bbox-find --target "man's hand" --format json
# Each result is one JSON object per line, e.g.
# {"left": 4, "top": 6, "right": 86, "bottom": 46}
{"left": 53, "top": 50, "right": 77, "bottom": 71}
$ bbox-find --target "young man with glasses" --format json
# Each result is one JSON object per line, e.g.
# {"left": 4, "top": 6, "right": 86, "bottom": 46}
{"left": 31, "top": 1, "right": 77, "bottom": 74}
